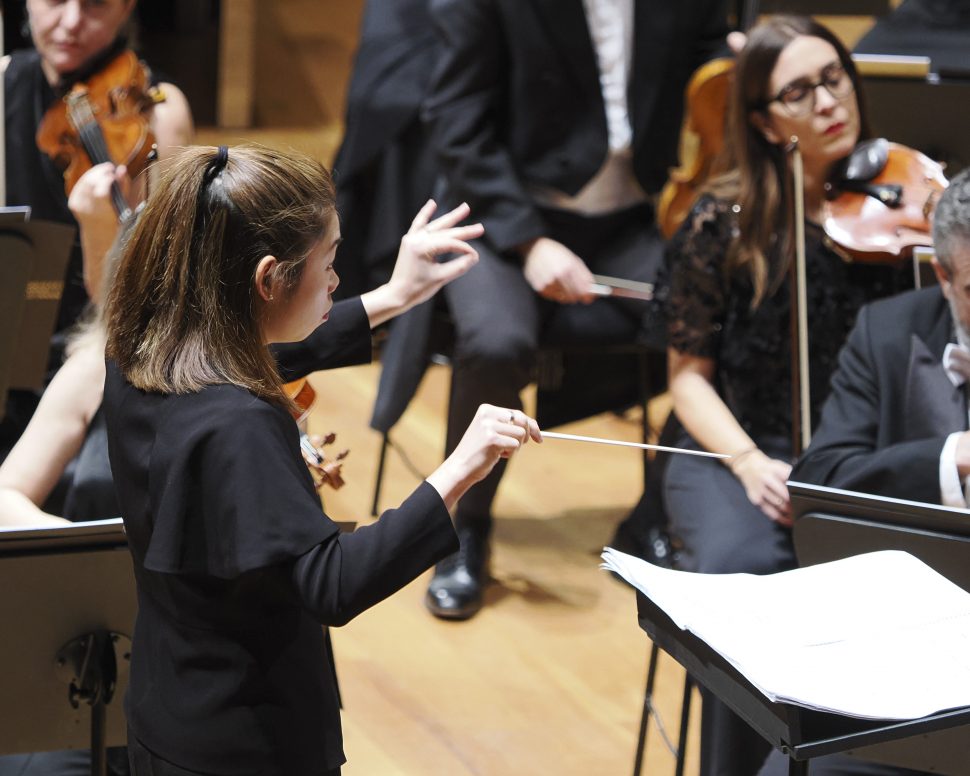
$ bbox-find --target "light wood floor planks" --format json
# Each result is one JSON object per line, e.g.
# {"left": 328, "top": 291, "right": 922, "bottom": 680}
{"left": 304, "top": 361, "right": 701, "bottom": 775}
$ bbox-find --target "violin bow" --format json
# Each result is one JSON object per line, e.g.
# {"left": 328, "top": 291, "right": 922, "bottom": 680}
{"left": 786, "top": 136, "right": 812, "bottom": 456}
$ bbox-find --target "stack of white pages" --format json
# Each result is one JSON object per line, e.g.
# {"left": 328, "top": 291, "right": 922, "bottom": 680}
{"left": 603, "top": 548, "right": 970, "bottom": 720}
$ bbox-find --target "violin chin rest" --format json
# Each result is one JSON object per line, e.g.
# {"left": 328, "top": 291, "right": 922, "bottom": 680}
{"left": 843, "top": 137, "right": 890, "bottom": 183}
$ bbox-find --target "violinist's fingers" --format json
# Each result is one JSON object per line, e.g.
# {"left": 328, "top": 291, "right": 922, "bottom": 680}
{"left": 727, "top": 31, "right": 747, "bottom": 54}
{"left": 770, "top": 507, "right": 794, "bottom": 528}
{"left": 408, "top": 198, "right": 439, "bottom": 232}
{"left": 69, "top": 162, "right": 122, "bottom": 219}
{"left": 425, "top": 201, "right": 473, "bottom": 232}
{"left": 763, "top": 477, "right": 789, "bottom": 506}
{"left": 756, "top": 495, "right": 784, "bottom": 524}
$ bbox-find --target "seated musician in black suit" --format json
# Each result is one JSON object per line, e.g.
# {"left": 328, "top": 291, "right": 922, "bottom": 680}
{"left": 758, "top": 170, "right": 970, "bottom": 776}
{"left": 792, "top": 166, "right": 970, "bottom": 507}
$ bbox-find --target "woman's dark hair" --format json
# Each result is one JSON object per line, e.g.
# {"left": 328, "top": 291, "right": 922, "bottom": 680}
{"left": 708, "top": 15, "right": 871, "bottom": 307}
{"left": 104, "top": 144, "right": 336, "bottom": 406}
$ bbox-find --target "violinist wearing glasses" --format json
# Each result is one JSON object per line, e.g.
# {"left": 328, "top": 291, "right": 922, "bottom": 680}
{"left": 2, "top": 0, "right": 193, "bottom": 454}
{"left": 657, "top": 16, "right": 909, "bottom": 776}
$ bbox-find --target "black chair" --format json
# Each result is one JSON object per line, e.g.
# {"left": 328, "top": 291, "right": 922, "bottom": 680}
{"left": 633, "top": 642, "right": 694, "bottom": 776}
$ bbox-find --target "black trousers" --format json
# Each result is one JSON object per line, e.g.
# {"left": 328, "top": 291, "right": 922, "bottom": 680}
{"left": 127, "top": 736, "right": 340, "bottom": 776}
{"left": 442, "top": 203, "right": 664, "bottom": 533}
{"left": 664, "top": 433, "right": 798, "bottom": 776}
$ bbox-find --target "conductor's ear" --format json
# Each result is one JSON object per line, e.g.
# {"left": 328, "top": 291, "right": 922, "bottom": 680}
{"left": 254, "top": 255, "right": 279, "bottom": 302}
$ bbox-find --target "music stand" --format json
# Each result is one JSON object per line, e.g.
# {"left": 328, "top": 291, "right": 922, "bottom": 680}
{"left": 0, "top": 208, "right": 76, "bottom": 412}
{"left": 0, "top": 518, "right": 134, "bottom": 776}
{"left": 636, "top": 588, "right": 970, "bottom": 776}
{"left": 790, "top": 481, "right": 970, "bottom": 592}
{"left": 0, "top": 212, "right": 33, "bottom": 414}
{"left": 790, "top": 481, "right": 970, "bottom": 774}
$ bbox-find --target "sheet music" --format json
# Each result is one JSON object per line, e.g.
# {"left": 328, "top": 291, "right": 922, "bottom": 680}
{"left": 604, "top": 548, "right": 970, "bottom": 720}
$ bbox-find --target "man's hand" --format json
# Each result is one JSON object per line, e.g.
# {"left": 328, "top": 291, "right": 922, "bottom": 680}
{"left": 521, "top": 237, "right": 595, "bottom": 304}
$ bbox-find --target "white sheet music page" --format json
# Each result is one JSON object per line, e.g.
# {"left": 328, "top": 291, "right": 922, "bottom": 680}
{"left": 602, "top": 548, "right": 970, "bottom": 720}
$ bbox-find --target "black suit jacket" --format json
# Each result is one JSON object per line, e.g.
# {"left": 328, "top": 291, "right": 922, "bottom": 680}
{"left": 792, "top": 287, "right": 966, "bottom": 504}
{"left": 423, "top": 0, "right": 729, "bottom": 253}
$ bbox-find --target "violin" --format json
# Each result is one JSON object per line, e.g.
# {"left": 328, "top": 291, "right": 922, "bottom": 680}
{"left": 656, "top": 0, "right": 761, "bottom": 239}
{"left": 822, "top": 139, "right": 948, "bottom": 264}
{"left": 657, "top": 58, "right": 734, "bottom": 239}
{"left": 285, "top": 378, "right": 350, "bottom": 491}
{"left": 35, "top": 48, "right": 162, "bottom": 221}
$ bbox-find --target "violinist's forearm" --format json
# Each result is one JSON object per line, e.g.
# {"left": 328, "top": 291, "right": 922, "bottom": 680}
{"left": 670, "top": 370, "right": 757, "bottom": 459}
{"left": 0, "top": 488, "right": 69, "bottom": 527}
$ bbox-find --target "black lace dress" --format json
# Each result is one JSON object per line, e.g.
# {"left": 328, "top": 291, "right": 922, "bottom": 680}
{"left": 661, "top": 194, "right": 901, "bottom": 575}
{"left": 659, "top": 193, "right": 907, "bottom": 776}
{"left": 666, "top": 194, "right": 899, "bottom": 448}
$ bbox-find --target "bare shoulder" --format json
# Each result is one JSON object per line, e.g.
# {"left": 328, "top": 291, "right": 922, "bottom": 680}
{"left": 151, "top": 81, "right": 195, "bottom": 153}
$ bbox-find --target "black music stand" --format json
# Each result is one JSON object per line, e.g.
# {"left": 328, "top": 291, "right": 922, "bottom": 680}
{"left": 0, "top": 518, "right": 134, "bottom": 776}
{"left": 0, "top": 208, "right": 76, "bottom": 412}
{"left": 854, "top": 57, "right": 970, "bottom": 174}
{"left": 636, "top": 589, "right": 970, "bottom": 776}
{"left": 790, "top": 481, "right": 970, "bottom": 591}
{"left": 789, "top": 481, "right": 970, "bottom": 774}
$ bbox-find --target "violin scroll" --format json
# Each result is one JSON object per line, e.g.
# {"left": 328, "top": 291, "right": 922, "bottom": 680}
{"left": 300, "top": 433, "right": 350, "bottom": 492}
{"left": 286, "top": 378, "right": 351, "bottom": 491}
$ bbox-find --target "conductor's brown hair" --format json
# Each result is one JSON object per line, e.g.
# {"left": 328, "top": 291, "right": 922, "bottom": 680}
{"left": 104, "top": 144, "right": 336, "bottom": 405}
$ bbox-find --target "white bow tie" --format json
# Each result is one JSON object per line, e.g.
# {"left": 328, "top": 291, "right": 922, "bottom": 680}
{"left": 943, "top": 343, "right": 970, "bottom": 387}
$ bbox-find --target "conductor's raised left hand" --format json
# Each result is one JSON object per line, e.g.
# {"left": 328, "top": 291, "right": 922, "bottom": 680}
{"left": 388, "top": 199, "right": 483, "bottom": 308}
{"left": 360, "top": 200, "right": 483, "bottom": 328}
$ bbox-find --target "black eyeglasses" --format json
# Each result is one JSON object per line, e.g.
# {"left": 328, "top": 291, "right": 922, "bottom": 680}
{"left": 762, "top": 62, "right": 855, "bottom": 117}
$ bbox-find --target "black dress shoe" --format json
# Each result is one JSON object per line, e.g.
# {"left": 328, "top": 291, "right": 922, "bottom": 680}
{"left": 425, "top": 529, "right": 489, "bottom": 620}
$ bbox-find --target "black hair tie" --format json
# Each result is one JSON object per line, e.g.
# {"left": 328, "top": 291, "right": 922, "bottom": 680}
{"left": 203, "top": 145, "right": 230, "bottom": 189}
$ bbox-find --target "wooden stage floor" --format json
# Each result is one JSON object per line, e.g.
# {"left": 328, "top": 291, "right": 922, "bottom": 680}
{"left": 305, "top": 360, "right": 700, "bottom": 775}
